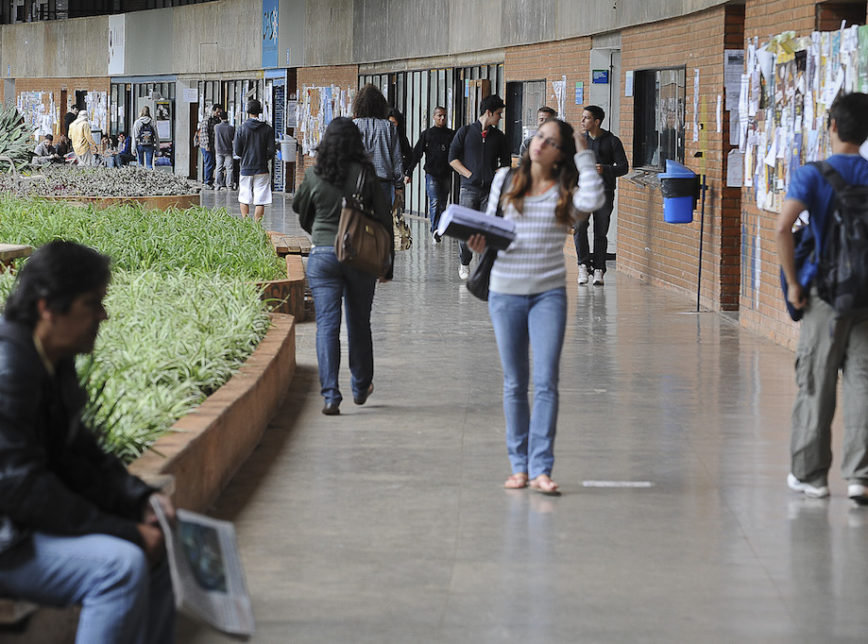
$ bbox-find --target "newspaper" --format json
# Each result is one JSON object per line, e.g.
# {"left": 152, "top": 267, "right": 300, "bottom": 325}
{"left": 436, "top": 204, "right": 517, "bottom": 250}
{"left": 151, "top": 498, "right": 255, "bottom": 638}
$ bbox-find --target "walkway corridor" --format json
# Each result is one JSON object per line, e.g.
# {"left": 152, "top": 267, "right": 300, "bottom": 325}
{"left": 184, "top": 194, "right": 868, "bottom": 643}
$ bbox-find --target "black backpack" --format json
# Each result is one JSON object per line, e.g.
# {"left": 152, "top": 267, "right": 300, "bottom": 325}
{"left": 813, "top": 161, "right": 868, "bottom": 314}
{"left": 137, "top": 121, "right": 155, "bottom": 146}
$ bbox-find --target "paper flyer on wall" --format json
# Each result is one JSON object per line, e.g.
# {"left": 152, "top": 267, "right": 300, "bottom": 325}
{"left": 151, "top": 498, "right": 255, "bottom": 638}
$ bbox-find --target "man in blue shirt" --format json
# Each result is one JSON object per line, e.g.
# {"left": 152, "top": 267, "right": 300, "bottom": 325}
{"left": 775, "top": 92, "right": 868, "bottom": 504}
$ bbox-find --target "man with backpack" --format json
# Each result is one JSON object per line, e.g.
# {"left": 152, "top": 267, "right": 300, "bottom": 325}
{"left": 132, "top": 106, "right": 159, "bottom": 170}
{"left": 775, "top": 92, "right": 868, "bottom": 504}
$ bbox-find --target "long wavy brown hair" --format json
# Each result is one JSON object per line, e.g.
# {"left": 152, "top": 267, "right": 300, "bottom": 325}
{"left": 502, "top": 118, "right": 579, "bottom": 225}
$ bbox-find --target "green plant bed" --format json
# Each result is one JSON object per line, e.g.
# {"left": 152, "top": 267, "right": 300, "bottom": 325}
{"left": 0, "top": 198, "right": 285, "bottom": 462}
{"left": 0, "top": 197, "right": 285, "bottom": 280}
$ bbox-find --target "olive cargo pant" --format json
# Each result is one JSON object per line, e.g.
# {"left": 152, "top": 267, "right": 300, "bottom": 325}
{"left": 790, "top": 289, "right": 868, "bottom": 486}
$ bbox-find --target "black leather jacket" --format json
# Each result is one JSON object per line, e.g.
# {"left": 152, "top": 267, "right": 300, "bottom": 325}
{"left": 0, "top": 320, "right": 153, "bottom": 554}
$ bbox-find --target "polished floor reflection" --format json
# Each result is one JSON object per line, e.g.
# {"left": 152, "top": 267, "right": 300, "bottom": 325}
{"left": 184, "top": 191, "right": 868, "bottom": 643}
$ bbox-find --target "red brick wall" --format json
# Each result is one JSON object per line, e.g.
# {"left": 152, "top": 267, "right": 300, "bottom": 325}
{"left": 618, "top": 7, "right": 742, "bottom": 311}
{"left": 294, "top": 64, "right": 359, "bottom": 189}
{"left": 737, "top": 1, "right": 835, "bottom": 349}
{"left": 504, "top": 37, "right": 591, "bottom": 125}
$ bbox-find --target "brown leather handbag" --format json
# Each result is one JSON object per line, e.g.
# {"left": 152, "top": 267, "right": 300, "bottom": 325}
{"left": 334, "top": 168, "right": 392, "bottom": 277}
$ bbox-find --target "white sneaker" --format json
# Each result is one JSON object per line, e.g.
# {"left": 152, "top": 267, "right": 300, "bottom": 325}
{"left": 593, "top": 269, "right": 604, "bottom": 286}
{"left": 787, "top": 473, "right": 830, "bottom": 498}
{"left": 848, "top": 483, "right": 868, "bottom": 505}
{"left": 577, "top": 265, "right": 589, "bottom": 285}
{"left": 458, "top": 264, "right": 470, "bottom": 280}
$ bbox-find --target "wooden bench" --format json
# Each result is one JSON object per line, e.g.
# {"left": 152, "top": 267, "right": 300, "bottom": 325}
{"left": 0, "top": 244, "right": 32, "bottom": 272}
{"left": 267, "top": 231, "right": 311, "bottom": 257}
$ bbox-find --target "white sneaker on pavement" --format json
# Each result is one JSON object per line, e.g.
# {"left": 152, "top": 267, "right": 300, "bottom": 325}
{"left": 577, "top": 265, "right": 589, "bottom": 285}
{"left": 593, "top": 269, "right": 604, "bottom": 286}
{"left": 458, "top": 264, "right": 470, "bottom": 280}
{"left": 787, "top": 473, "right": 830, "bottom": 498}
{"left": 848, "top": 483, "right": 868, "bottom": 505}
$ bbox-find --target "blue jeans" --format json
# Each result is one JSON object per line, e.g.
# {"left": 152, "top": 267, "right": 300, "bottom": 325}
{"left": 573, "top": 195, "right": 614, "bottom": 273}
{"left": 201, "top": 149, "right": 215, "bottom": 185}
{"left": 306, "top": 246, "right": 378, "bottom": 405}
{"left": 0, "top": 532, "right": 175, "bottom": 644}
{"left": 458, "top": 185, "right": 489, "bottom": 266}
{"left": 425, "top": 174, "right": 451, "bottom": 233}
{"left": 136, "top": 145, "right": 154, "bottom": 170}
{"left": 488, "top": 287, "right": 567, "bottom": 479}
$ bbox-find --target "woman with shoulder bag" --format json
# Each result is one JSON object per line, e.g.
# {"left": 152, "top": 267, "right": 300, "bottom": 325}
{"left": 467, "top": 118, "right": 604, "bottom": 494}
{"left": 293, "top": 117, "right": 393, "bottom": 416}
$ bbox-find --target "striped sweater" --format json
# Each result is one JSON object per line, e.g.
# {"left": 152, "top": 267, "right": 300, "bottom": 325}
{"left": 488, "top": 150, "right": 605, "bottom": 295}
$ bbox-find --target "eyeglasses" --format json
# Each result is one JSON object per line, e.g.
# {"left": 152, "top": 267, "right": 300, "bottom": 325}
{"left": 534, "top": 131, "right": 564, "bottom": 151}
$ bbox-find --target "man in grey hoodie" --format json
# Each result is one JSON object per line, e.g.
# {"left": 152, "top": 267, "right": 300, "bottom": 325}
{"left": 233, "top": 99, "right": 275, "bottom": 221}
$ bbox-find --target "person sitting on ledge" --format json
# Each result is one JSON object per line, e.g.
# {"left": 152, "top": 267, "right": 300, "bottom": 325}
{"left": 0, "top": 240, "right": 176, "bottom": 644}
{"left": 33, "top": 134, "right": 61, "bottom": 165}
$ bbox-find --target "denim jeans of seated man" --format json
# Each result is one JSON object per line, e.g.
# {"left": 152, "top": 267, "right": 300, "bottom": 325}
{"left": 0, "top": 532, "right": 175, "bottom": 644}
{"left": 137, "top": 145, "right": 154, "bottom": 170}
{"left": 306, "top": 246, "right": 378, "bottom": 405}
{"left": 457, "top": 185, "right": 489, "bottom": 266}
{"left": 488, "top": 287, "right": 567, "bottom": 479}
{"left": 425, "top": 174, "right": 451, "bottom": 234}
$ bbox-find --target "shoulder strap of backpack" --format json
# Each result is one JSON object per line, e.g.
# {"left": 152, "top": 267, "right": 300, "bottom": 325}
{"left": 811, "top": 160, "right": 849, "bottom": 193}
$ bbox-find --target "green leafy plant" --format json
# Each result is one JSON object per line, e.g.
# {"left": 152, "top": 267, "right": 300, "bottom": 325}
{"left": 0, "top": 199, "right": 284, "bottom": 462}
{"left": 0, "top": 197, "right": 285, "bottom": 280}
{"left": 0, "top": 105, "right": 37, "bottom": 173}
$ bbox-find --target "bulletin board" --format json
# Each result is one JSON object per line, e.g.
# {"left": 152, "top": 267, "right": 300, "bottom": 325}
{"left": 17, "top": 91, "right": 56, "bottom": 138}
{"left": 299, "top": 84, "right": 356, "bottom": 155}
{"left": 738, "top": 26, "right": 868, "bottom": 212}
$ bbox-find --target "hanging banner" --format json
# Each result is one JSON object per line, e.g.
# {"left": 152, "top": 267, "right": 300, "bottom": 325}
{"left": 262, "top": 0, "right": 279, "bottom": 68}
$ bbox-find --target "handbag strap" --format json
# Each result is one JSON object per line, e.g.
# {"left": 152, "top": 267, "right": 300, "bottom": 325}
{"left": 352, "top": 166, "right": 366, "bottom": 202}
{"left": 495, "top": 168, "right": 514, "bottom": 219}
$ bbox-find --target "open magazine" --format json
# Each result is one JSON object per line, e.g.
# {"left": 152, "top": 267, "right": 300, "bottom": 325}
{"left": 151, "top": 497, "right": 255, "bottom": 638}
{"left": 437, "top": 204, "right": 517, "bottom": 250}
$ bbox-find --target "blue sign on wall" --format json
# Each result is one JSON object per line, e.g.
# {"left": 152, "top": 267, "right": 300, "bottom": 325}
{"left": 262, "top": 0, "right": 279, "bottom": 68}
{"left": 592, "top": 69, "right": 609, "bottom": 84}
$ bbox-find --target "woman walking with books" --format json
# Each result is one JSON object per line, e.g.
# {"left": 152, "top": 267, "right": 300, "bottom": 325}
{"left": 293, "top": 117, "right": 392, "bottom": 416}
{"left": 467, "top": 118, "right": 604, "bottom": 494}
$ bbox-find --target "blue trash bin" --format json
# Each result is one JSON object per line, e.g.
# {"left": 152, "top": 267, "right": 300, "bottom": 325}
{"left": 659, "top": 160, "right": 700, "bottom": 224}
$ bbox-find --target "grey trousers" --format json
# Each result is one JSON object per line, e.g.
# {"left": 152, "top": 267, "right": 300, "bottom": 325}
{"left": 216, "top": 153, "right": 234, "bottom": 188}
{"left": 790, "top": 289, "right": 868, "bottom": 486}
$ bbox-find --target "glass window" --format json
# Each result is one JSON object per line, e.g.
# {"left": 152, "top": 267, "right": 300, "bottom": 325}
{"left": 633, "top": 67, "right": 685, "bottom": 170}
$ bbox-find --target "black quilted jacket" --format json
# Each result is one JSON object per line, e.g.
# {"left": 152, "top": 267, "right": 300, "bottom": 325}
{"left": 0, "top": 320, "right": 153, "bottom": 554}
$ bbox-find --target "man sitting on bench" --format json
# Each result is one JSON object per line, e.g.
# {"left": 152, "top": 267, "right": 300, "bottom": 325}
{"left": 0, "top": 241, "right": 176, "bottom": 644}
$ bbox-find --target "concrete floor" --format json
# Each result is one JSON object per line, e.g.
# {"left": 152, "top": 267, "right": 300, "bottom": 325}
{"left": 181, "top": 191, "right": 868, "bottom": 643}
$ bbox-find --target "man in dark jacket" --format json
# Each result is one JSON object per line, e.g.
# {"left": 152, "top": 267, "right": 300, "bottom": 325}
{"left": 0, "top": 241, "right": 175, "bottom": 644}
{"left": 234, "top": 99, "right": 275, "bottom": 222}
{"left": 62, "top": 105, "right": 78, "bottom": 138}
{"left": 448, "top": 94, "right": 511, "bottom": 278}
{"left": 574, "top": 105, "right": 628, "bottom": 286}
{"left": 407, "top": 106, "right": 455, "bottom": 242}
